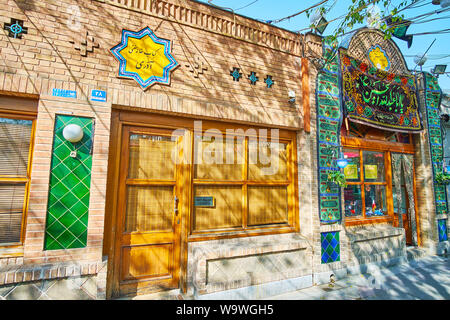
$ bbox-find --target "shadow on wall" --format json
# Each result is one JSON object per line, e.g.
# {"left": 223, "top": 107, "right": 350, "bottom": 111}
{"left": 8, "top": 0, "right": 302, "bottom": 300}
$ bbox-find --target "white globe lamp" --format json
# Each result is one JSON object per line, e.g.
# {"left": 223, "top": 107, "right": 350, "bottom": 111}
{"left": 63, "top": 124, "right": 84, "bottom": 143}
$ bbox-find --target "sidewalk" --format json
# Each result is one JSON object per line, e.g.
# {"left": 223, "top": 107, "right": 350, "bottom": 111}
{"left": 121, "top": 253, "right": 449, "bottom": 300}
{"left": 264, "top": 254, "right": 450, "bottom": 300}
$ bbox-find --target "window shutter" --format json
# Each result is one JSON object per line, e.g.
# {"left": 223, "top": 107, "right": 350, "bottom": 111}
{"left": 0, "top": 118, "right": 32, "bottom": 176}
{"left": 0, "top": 184, "right": 26, "bottom": 244}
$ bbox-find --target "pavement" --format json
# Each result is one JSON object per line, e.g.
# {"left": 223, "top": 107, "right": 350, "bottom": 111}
{"left": 120, "top": 252, "right": 450, "bottom": 300}
{"left": 264, "top": 254, "right": 450, "bottom": 300}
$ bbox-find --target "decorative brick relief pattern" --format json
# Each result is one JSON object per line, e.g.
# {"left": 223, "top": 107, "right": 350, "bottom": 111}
{"left": 187, "top": 234, "right": 311, "bottom": 295}
{"left": 346, "top": 225, "right": 406, "bottom": 265}
{"left": 100, "top": 0, "right": 302, "bottom": 55}
{"left": 0, "top": 258, "right": 107, "bottom": 299}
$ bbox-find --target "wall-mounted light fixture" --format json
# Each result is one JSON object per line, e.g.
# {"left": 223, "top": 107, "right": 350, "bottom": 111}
{"left": 63, "top": 124, "right": 84, "bottom": 158}
{"left": 310, "top": 9, "right": 328, "bottom": 35}
{"left": 336, "top": 156, "right": 349, "bottom": 169}
{"left": 63, "top": 124, "right": 84, "bottom": 143}
{"left": 288, "top": 90, "right": 296, "bottom": 104}
{"left": 329, "top": 146, "right": 349, "bottom": 169}
{"left": 432, "top": 64, "right": 447, "bottom": 77}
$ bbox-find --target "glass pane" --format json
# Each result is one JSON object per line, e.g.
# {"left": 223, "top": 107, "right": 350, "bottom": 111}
{"left": 128, "top": 134, "right": 177, "bottom": 180}
{"left": 193, "top": 185, "right": 242, "bottom": 231}
{"left": 364, "top": 185, "right": 387, "bottom": 217}
{"left": 0, "top": 117, "right": 32, "bottom": 176}
{"left": 393, "top": 186, "right": 407, "bottom": 215}
{"left": 248, "top": 141, "right": 288, "bottom": 181}
{"left": 248, "top": 186, "right": 288, "bottom": 226}
{"left": 363, "top": 151, "right": 385, "bottom": 182}
{"left": 0, "top": 184, "right": 26, "bottom": 244}
{"left": 387, "top": 133, "right": 410, "bottom": 144}
{"left": 125, "top": 186, "right": 173, "bottom": 233}
{"left": 343, "top": 148, "right": 360, "bottom": 182}
{"left": 344, "top": 185, "right": 363, "bottom": 218}
{"left": 194, "top": 135, "right": 244, "bottom": 180}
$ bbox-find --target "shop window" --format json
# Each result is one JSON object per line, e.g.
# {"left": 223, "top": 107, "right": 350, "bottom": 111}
{"left": 192, "top": 132, "right": 295, "bottom": 234}
{"left": 0, "top": 115, "right": 35, "bottom": 245}
{"left": 343, "top": 148, "right": 389, "bottom": 221}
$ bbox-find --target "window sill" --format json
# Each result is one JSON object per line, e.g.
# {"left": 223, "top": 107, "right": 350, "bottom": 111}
{"left": 345, "top": 215, "right": 394, "bottom": 227}
{"left": 188, "top": 226, "right": 297, "bottom": 242}
{"left": 0, "top": 246, "right": 24, "bottom": 258}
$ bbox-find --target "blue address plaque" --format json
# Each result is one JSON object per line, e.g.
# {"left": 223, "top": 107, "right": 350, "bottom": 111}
{"left": 91, "top": 89, "right": 107, "bottom": 102}
{"left": 194, "top": 196, "right": 215, "bottom": 208}
{"left": 52, "top": 88, "right": 77, "bottom": 99}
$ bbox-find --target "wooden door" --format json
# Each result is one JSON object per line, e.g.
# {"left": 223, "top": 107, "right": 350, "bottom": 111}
{"left": 114, "top": 125, "right": 185, "bottom": 297}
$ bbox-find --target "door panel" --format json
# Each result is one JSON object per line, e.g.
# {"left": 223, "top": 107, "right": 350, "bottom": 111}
{"left": 121, "top": 244, "right": 173, "bottom": 281}
{"left": 115, "top": 126, "right": 184, "bottom": 297}
{"left": 125, "top": 185, "right": 174, "bottom": 233}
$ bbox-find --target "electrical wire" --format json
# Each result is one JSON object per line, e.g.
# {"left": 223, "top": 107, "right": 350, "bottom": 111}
{"left": 329, "top": 5, "right": 450, "bottom": 38}
{"left": 405, "top": 54, "right": 450, "bottom": 59}
{"left": 408, "top": 28, "right": 450, "bottom": 35}
{"left": 396, "top": 0, "right": 428, "bottom": 12}
{"left": 296, "top": 0, "right": 445, "bottom": 35}
{"left": 234, "top": 0, "right": 259, "bottom": 11}
{"left": 270, "top": 0, "right": 330, "bottom": 24}
{"left": 295, "top": 0, "right": 380, "bottom": 33}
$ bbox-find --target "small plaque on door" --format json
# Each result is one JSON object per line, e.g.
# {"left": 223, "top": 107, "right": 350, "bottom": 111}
{"left": 194, "top": 196, "right": 215, "bottom": 208}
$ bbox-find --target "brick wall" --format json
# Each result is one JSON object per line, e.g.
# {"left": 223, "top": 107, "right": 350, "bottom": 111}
{"left": 0, "top": 0, "right": 311, "bottom": 296}
{"left": 0, "top": 0, "right": 305, "bottom": 128}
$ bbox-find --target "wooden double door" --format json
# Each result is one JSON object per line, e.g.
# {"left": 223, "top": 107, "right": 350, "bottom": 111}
{"left": 111, "top": 124, "right": 190, "bottom": 297}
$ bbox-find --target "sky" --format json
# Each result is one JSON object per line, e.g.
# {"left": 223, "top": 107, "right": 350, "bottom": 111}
{"left": 196, "top": 0, "right": 450, "bottom": 91}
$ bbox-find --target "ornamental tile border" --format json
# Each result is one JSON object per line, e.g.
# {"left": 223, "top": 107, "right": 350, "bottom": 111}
{"left": 316, "top": 38, "right": 343, "bottom": 224}
{"left": 423, "top": 73, "right": 449, "bottom": 240}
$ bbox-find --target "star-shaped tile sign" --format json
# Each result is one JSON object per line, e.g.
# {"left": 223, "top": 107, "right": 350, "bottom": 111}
{"left": 110, "top": 27, "right": 179, "bottom": 90}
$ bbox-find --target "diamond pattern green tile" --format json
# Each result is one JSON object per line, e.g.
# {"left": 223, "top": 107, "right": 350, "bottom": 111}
{"left": 44, "top": 115, "right": 94, "bottom": 250}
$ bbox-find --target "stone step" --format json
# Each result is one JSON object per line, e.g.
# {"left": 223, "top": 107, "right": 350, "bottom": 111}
{"left": 406, "top": 247, "right": 428, "bottom": 262}
{"left": 115, "top": 288, "right": 193, "bottom": 300}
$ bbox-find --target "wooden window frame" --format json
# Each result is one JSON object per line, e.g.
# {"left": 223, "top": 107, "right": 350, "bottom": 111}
{"left": 0, "top": 111, "right": 36, "bottom": 249}
{"left": 342, "top": 135, "right": 414, "bottom": 227}
{"left": 108, "top": 109, "right": 299, "bottom": 244}
{"left": 188, "top": 130, "right": 298, "bottom": 241}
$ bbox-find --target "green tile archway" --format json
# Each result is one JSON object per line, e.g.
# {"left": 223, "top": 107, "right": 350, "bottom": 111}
{"left": 44, "top": 115, "right": 94, "bottom": 250}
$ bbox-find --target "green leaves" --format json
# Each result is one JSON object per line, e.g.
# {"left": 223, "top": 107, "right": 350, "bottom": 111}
{"left": 319, "top": 0, "right": 414, "bottom": 45}
{"left": 435, "top": 172, "right": 450, "bottom": 185}
{"left": 327, "top": 170, "right": 348, "bottom": 188}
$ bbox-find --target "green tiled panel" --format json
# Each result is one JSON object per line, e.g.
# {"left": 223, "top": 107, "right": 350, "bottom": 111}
{"left": 44, "top": 115, "right": 94, "bottom": 250}
{"left": 317, "top": 37, "right": 343, "bottom": 224}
